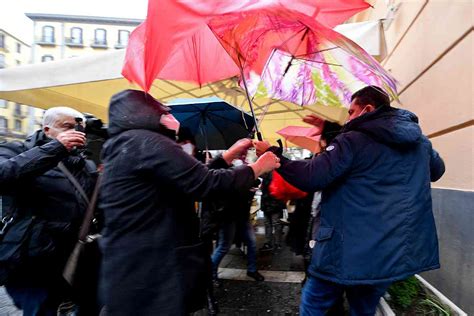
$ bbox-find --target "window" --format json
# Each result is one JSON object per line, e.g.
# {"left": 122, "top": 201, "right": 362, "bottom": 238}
{"left": 118, "top": 30, "right": 129, "bottom": 46}
{"left": 14, "top": 119, "right": 22, "bottom": 131}
{"left": 42, "top": 26, "right": 55, "bottom": 43}
{"left": 41, "top": 55, "right": 54, "bottom": 62}
{"left": 0, "top": 54, "right": 5, "bottom": 68}
{"left": 94, "top": 29, "right": 107, "bottom": 45}
{"left": 0, "top": 34, "right": 5, "bottom": 48}
{"left": 14, "top": 103, "right": 21, "bottom": 116}
{"left": 0, "top": 117, "right": 8, "bottom": 131}
{"left": 70, "top": 27, "right": 83, "bottom": 44}
{"left": 16, "top": 43, "right": 21, "bottom": 53}
{"left": 0, "top": 100, "right": 7, "bottom": 108}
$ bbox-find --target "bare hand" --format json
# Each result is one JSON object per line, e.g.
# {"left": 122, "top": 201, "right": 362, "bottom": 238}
{"left": 250, "top": 152, "right": 280, "bottom": 178}
{"left": 223, "top": 138, "right": 253, "bottom": 164}
{"left": 303, "top": 114, "right": 325, "bottom": 131}
{"left": 56, "top": 130, "right": 86, "bottom": 151}
{"left": 253, "top": 140, "right": 271, "bottom": 156}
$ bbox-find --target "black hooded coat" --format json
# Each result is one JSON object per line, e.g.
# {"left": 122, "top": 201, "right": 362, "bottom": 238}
{"left": 99, "top": 90, "right": 256, "bottom": 315}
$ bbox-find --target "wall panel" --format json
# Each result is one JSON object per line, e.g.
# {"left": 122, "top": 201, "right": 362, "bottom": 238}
{"left": 398, "top": 32, "right": 473, "bottom": 135}
{"left": 430, "top": 126, "right": 473, "bottom": 191}
{"left": 384, "top": 1, "right": 472, "bottom": 89}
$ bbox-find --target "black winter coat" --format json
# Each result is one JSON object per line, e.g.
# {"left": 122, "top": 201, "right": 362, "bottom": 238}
{"left": 0, "top": 131, "right": 97, "bottom": 286}
{"left": 99, "top": 90, "right": 256, "bottom": 316}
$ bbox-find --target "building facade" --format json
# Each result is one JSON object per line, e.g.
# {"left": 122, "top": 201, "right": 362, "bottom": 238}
{"left": 352, "top": 1, "right": 473, "bottom": 313}
{"left": 0, "top": 14, "right": 142, "bottom": 143}
{"left": 0, "top": 29, "right": 39, "bottom": 142}
{"left": 26, "top": 13, "right": 141, "bottom": 63}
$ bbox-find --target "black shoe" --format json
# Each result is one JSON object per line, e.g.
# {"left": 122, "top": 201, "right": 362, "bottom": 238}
{"left": 247, "top": 271, "right": 265, "bottom": 282}
{"left": 259, "top": 243, "right": 273, "bottom": 252}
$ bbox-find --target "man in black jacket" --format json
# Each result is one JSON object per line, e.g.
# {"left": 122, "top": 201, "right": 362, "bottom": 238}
{"left": 99, "top": 90, "right": 280, "bottom": 316}
{"left": 0, "top": 107, "right": 98, "bottom": 315}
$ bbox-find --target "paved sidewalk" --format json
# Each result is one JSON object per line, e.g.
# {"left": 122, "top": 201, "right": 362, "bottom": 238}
{"left": 214, "top": 279, "right": 302, "bottom": 315}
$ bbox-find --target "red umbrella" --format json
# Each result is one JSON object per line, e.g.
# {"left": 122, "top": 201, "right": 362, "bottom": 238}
{"left": 122, "top": 0, "right": 370, "bottom": 91}
{"left": 277, "top": 126, "right": 322, "bottom": 153}
{"left": 121, "top": 1, "right": 370, "bottom": 139}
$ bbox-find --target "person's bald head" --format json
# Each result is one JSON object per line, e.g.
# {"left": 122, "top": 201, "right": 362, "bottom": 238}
{"left": 42, "top": 107, "right": 85, "bottom": 139}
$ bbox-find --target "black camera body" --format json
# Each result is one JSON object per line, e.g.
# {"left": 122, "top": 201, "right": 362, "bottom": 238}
{"left": 75, "top": 117, "right": 85, "bottom": 133}
{"left": 83, "top": 114, "right": 108, "bottom": 165}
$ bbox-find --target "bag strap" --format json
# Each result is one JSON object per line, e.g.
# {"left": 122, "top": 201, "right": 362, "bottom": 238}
{"left": 78, "top": 173, "right": 102, "bottom": 241}
{"left": 58, "top": 162, "right": 90, "bottom": 205}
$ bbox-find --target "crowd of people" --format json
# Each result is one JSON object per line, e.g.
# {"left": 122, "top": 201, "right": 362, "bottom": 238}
{"left": 0, "top": 85, "right": 445, "bottom": 316}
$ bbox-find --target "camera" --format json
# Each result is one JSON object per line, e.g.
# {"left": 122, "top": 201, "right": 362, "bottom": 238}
{"left": 82, "top": 114, "right": 108, "bottom": 165}
{"left": 75, "top": 117, "right": 85, "bottom": 133}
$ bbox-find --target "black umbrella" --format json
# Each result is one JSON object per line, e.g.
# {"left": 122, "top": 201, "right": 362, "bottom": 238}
{"left": 168, "top": 98, "right": 255, "bottom": 150}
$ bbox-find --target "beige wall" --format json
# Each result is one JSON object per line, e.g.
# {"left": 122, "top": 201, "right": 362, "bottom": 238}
{"left": 353, "top": 0, "right": 473, "bottom": 191}
{"left": 0, "top": 31, "right": 30, "bottom": 67}
{"left": 0, "top": 29, "right": 42, "bottom": 141}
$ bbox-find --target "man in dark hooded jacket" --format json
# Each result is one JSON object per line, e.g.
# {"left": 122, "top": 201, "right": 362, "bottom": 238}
{"left": 0, "top": 107, "right": 98, "bottom": 315}
{"left": 99, "top": 90, "right": 280, "bottom": 316}
{"left": 255, "top": 86, "right": 445, "bottom": 315}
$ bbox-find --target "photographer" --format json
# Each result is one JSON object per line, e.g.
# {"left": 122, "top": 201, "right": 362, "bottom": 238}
{"left": 0, "top": 107, "right": 99, "bottom": 315}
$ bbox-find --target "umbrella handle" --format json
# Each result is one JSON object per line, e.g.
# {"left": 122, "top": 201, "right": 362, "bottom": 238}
{"left": 277, "top": 139, "right": 283, "bottom": 148}
{"left": 256, "top": 132, "right": 263, "bottom": 141}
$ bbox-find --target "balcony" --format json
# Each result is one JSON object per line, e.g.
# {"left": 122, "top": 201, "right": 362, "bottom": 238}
{"left": 0, "top": 44, "right": 9, "bottom": 53}
{"left": 91, "top": 41, "right": 108, "bottom": 49}
{"left": 114, "top": 43, "right": 126, "bottom": 49}
{"left": 36, "top": 38, "right": 56, "bottom": 47}
{"left": 65, "top": 38, "right": 84, "bottom": 48}
{"left": 13, "top": 110, "right": 28, "bottom": 119}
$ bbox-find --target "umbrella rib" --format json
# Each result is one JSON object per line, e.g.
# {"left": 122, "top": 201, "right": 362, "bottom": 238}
{"left": 162, "top": 79, "right": 201, "bottom": 98}
{"left": 296, "top": 58, "right": 342, "bottom": 67}
{"left": 295, "top": 47, "right": 340, "bottom": 58}
{"left": 264, "top": 107, "right": 305, "bottom": 115}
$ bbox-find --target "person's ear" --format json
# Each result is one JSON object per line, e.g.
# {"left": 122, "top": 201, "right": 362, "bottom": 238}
{"left": 365, "top": 104, "right": 376, "bottom": 113}
{"left": 43, "top": 126, "right": 50, "bottom": 136}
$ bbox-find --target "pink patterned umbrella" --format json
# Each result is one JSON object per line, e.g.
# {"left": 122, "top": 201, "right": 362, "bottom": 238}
{"left": 208, "top": 8, "right": 398, "bottom": 109}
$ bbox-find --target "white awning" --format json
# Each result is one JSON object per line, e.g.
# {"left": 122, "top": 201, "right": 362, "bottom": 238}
{"left": 335, "top": 20, "right": 387, "bottom": 61}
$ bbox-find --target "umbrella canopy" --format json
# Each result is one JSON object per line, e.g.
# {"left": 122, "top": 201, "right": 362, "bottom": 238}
{"left": 122, "top": 0, "right": 370, "bottom": 91}
{"left": 277, "top": 125, "right": 321, "bottom": 153}
{"left": 168, "top": 98, "right": 255, "bottom": 150}
{"left": 208, "top": 8, "right": 397, "bottom": 108}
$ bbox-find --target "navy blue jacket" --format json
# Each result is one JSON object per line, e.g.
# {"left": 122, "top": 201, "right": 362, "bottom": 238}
{"left": 274, "top": 107, "right": 445, "bottom": 285}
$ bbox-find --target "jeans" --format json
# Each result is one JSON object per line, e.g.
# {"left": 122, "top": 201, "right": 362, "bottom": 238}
{"left": 300, "top": 276, "right": 391, "bottom": 316}
{"left": 6, "top": 287, "right": 60, "bottom": 316}
{"left": 211, "top": 220, "right": 257, "bottom": 278}
{"left": 263, "top": 211, "right": 283, "bottom": 246}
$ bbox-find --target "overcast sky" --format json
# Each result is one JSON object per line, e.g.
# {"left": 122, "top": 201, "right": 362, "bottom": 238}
{"left": 1, "top": 0, "right": 147, "bottom": 43}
